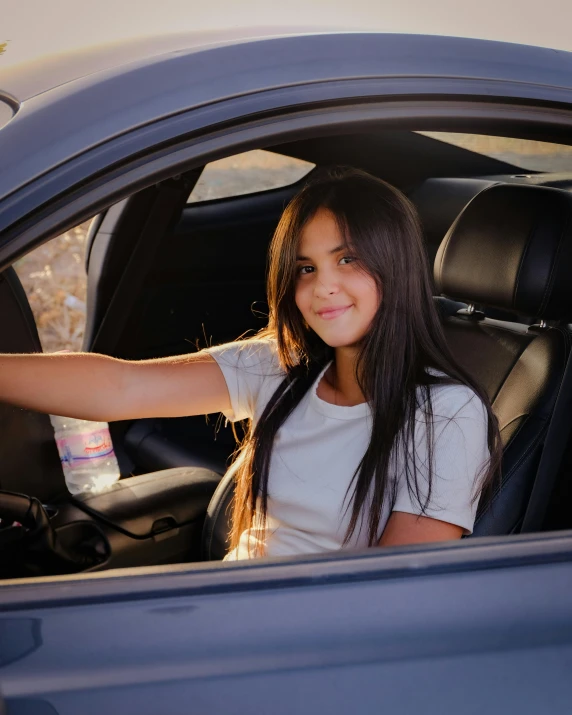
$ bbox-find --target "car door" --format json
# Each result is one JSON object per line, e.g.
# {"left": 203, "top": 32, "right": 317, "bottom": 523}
{"left": 2, "top": 533, "right": 572, "bottom": 714}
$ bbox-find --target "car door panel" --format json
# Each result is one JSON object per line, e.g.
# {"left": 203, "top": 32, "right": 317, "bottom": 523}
{"left": 2, "top": 533, "right": 572, "bottom": 714}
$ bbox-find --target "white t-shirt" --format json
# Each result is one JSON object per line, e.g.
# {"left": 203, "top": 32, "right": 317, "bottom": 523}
{"left": 205, "top": 337, "right": 489, "bottom": 560}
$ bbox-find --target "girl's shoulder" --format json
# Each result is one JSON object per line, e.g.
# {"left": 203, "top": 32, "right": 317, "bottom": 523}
{"left": 204, "top": 335, "right": 284, "bottom": 378}
{"left": 422, "top": 368, "right": 488, "bottom": 424}
{"left": 203, "top": 336, "right": 286, "bottom": 423}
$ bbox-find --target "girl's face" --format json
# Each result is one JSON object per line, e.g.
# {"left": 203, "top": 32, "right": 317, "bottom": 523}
{"left": 294, "top": 208, "right": 381, "bottom": 348}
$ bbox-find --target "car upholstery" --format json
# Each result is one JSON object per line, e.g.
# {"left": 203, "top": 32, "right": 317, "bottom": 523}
{"left": 435, "top": 183, "right": 572, "bottom": 535}
{"left": 0, "top": 267, "right": 67, "bottom": 502}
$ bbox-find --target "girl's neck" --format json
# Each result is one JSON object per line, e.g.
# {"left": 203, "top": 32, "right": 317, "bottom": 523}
{"left": 319, "top": 347, "right": 366, "bottom": 407}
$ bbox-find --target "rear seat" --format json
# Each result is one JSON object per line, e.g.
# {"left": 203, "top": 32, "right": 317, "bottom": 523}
{"left": 434, "top": 183, "right": 572, "bottom": 535}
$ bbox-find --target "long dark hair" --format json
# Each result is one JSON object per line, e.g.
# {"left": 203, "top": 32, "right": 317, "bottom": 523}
{"left": 229, "top": 167, "right": 501, "bottom": 553}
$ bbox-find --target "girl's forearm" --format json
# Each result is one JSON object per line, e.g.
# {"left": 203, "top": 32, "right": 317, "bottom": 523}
{"left": 0, "top": 352, "right": 130, "bottom": 422}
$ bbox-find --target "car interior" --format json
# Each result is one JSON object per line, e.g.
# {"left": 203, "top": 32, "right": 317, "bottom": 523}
{"left": 2, "top": 127, "right": 572, "bottom": 578}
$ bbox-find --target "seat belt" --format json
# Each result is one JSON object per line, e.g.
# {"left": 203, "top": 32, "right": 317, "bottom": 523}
{"left": 90, "top": 171, "right": 200, "bottom": 357}
{"left": 521, "top": 333, "right": 572, "bottom": 533}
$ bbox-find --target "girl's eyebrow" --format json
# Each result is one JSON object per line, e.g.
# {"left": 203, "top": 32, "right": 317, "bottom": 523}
{"left": 296, "top": 244, "right": 346, "bottom": 261}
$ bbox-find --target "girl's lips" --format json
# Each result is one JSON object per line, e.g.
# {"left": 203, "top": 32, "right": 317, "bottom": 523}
{"left": 316, "top": 305, "right": 352, "bottom": 320}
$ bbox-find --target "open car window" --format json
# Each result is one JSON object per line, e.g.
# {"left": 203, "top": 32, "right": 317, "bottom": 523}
{"left": 4, "top": 118, "right": 572, "bottom": 577}
{"left": 187, "top": 149, "right": 315, "bottom": 203}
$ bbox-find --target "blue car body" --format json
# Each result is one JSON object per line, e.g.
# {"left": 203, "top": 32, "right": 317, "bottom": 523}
{"left": 1, "top": 31, "right": 572, "bottom": 714}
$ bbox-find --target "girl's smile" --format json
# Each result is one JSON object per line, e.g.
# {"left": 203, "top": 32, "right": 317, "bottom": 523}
{"left": 316, "top": 304, "right": 353, "bottom": 320}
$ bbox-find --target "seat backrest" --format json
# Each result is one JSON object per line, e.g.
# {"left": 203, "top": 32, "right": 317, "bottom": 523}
{"left": 202, "top": 182, "right": 572, "bottom": 558}
{"left": 202, "top": 469, "right": 234, "bottom": 560}
{"left": 0, "top": 267, "right": 66, "bottom": 502}
{"left": 434, "top": 183, "right": 572, "bottom": 535}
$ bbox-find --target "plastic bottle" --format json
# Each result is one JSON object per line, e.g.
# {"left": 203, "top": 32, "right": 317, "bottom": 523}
{"left": 49, "top": 415, "right": 121, "bottom": 495}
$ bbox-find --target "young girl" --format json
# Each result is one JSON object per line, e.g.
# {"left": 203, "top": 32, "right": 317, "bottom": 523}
{"left": 0, "top": 167, "right": 501, "bottom": 561}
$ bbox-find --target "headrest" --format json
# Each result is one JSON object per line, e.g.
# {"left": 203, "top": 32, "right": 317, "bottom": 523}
{"left": 434, "top": 183, "right": 572, "bottom": 321}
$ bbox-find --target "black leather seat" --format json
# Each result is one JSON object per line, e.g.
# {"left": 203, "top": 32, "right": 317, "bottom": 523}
{"left": 0, "top": 267, "right": 67, "bottom": 503}
{"left": 435, "top": 183, "right": 572, "bottom": 536}
{"left": 201, "top": 183, "right": 572, "bottom": 558}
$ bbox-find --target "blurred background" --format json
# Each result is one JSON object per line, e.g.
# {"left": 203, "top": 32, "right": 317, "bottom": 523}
{"left": 3, "top": 0, "right": 572, "bottom": 67}
{"left": 3, "top": 0, "right": 572, "bottom": 351}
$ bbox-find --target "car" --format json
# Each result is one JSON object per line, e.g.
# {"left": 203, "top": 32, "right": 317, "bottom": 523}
{"left": 1, "top": 29, "right": 572, "bottom": 714}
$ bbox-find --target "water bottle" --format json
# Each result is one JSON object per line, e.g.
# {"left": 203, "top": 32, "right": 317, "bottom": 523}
{"left": 49, "top": 414, "right": 121, "bottom": 495}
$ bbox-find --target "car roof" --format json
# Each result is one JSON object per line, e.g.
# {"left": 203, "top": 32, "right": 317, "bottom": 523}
{"left": 0, "top": 28, "right": 326, "bottom": 103}
{"left": 1, "top": 32, "right": 572, "bottom": 205}
{"left": 3, "top": 30, "right": 572, "bottom": 106}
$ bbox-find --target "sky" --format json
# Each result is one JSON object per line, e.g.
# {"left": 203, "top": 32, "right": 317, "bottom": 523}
{"left": 2, "top": 0, "right": 572, "bottom": 68}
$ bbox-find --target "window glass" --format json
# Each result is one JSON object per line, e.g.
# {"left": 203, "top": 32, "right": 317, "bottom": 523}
{"left": 188, "top": 149, "right": 315, "bottom": 203}
{"left": 12, "top": 222, "right": 90, "bottom": 352}
{"left": 417, "top": 132, "right": 572, "bottom": 173}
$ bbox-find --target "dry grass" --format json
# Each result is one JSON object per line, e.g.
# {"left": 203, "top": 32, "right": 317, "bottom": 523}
{"left": 13, "top": 222, "right": 91, "bottom": 353}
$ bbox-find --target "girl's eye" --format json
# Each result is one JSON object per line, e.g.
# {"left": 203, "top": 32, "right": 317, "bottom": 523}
{"left": 339, "top": 256, "right": 357, "bottom": 265}
{"left": 298, "top": 265, "right": 314, "bottom": 276}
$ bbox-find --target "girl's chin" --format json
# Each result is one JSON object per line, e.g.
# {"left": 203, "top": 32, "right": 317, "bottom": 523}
{"left": 317, "top": 333, "right": 365, "bottom": 349}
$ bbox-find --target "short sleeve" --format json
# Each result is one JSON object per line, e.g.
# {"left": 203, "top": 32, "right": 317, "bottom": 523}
{"left": 203, "top": 338, "right": 283, "bottom": 422}
{"left": 392, "top": 385, "right": 490, "bottom": 535}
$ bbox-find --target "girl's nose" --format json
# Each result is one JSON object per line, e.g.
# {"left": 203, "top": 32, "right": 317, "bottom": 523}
{"left": 314, "top": 276, "right": 339, "bottom": 297}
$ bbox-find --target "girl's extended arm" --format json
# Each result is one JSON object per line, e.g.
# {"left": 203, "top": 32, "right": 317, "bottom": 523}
{"left": 0, "top": 351, "right": 231, "bottom": 422}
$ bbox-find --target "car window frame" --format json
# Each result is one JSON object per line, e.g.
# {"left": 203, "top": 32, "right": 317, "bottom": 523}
{"left": 3, "top": 529, "right": 572, "bottom": 606}
{"left": 2, "top": 94, "right": 572, "bottom": 590}
{"left": 3, "top": 72, "right": 572, "bottom": 260}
